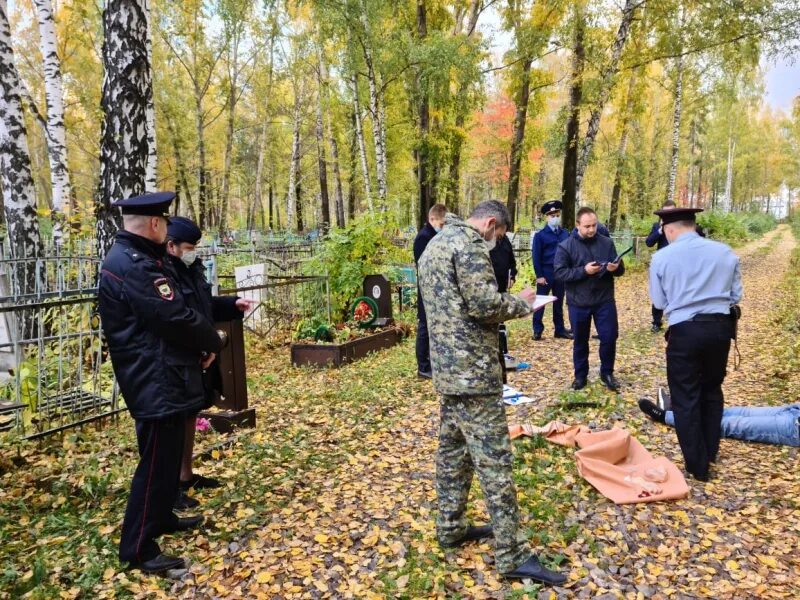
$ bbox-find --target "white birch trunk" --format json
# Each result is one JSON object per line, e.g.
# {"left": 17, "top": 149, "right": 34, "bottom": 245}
{"left": 575, "top": 0, "right": 638, "bottom": 197}
{"left": 665, "top": 53, "right": 684, "bottom": 205}
{"left": 32, "top": 0, "right": 72, "bottom": 224}
{"left": 251, "top": 123, "right": 266, "bottom": 230}
{"left": 97, "top": 0, "right": 152, "bottom": 255}
{"left": 144, "top": 0, "right": 157, "bottom": 192}
{"left": 350, "top": 76, "right": 373, "bottom": 213}
{"left": 359, "top": 0, "right": 387, "bottom": 205}
{"left": 0, "top": 0, "right": 42, "bottom": 262}
{"left": 723, "top": 136, "right": 735, "bottom": 212}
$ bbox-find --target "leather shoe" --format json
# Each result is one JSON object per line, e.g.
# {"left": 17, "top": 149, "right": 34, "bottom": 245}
{"left": 440, "top": 525, "right": 493, "bottom": 548}
{"left": 502, "top": 555, "right": 567, "bottom": 585}
{"left": 181, "top": 474, "right": 221, "bottom": 490}
{"left": 417, "top": 370, "right": 432, "bottom": 380}
{"left": 174, "top": 491, "right": 199, "bottom": 510}
{"left": 166, "top": 515, "right": 204, "bottom": 533}
{"left": 600, "top": 373, "right": 621, "bottom": 392}
{"left": 591, "top": 334, "right": 601, "bottom": 340}
{"left": 132, "top": 553, "right": 186, "bottom": 573}
{"left": 651, "top": 323, "right": 662, "bottom": 333}
{"left": 532, "top": 332, "right": 542, "bottom": 340}
{"left": 571, "top": 378, "right": 587, "bottom": 390}
{"left": 554, "top": 331, "right": 573, "bottom": 339}
{"left": 638, "top": 398, "right": 665, "bottom": 423}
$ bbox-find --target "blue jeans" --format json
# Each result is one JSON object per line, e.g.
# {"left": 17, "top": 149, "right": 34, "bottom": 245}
{"left": 666, "top": 404, "right": 800, "bottom": 447}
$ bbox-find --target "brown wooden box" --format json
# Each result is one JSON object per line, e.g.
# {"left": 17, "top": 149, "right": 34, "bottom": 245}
{"left": 290, "top": 328, "right": 401, "bottom": 368}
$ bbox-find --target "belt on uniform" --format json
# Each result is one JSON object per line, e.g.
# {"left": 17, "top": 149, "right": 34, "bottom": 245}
{"left": 686, "top": 313, "right": 731, "bottom": 322}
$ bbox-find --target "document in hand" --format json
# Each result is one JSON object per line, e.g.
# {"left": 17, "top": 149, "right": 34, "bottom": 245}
{"left": 531, "top": 295, "right": 559, "bottom": 312}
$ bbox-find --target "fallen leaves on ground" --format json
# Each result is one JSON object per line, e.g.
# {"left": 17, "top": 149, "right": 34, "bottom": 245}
{"left": 1, "top": 226, "right": 798, "bottom": 599}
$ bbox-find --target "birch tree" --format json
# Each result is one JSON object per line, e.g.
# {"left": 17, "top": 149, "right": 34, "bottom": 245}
{"left": 96, "top": 0, "right": 153, "bottom": 255}
{"left": 144, "top": 0, "right": 157, "bottom": 192}
{"left": 31, "top": 0, "right": 72, "bottom": 243}
{"left": 0, "top": 0, "right": 42, "bottom": 262}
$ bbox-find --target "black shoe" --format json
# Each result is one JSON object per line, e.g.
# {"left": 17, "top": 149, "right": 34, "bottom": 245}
{"left": 554, "top": 331, "right": 573, "bottom": 339}
{"left": 691, "top": 471, "right": 710, "bottom": 482}
{"left": 502, "top": 555, "right": 567, "bottom": 585}
{"left": 174, "top": 491, "right": 199, "bottom": 510}
{"left": 651, "top": 323, "right": 662, "bottom": 333}
{"left": 638, "top": 398, "right": 665, "bottom": 423}
{"left": 600, "top": 373, "right": 621, "bottom": 392}
{"left": 417, "top": 370, "right": 432, "bottom": 379}
{"left": 181, "top": 474, "right": 221, "bottom": 490}
{"left": 440, "top": 525, "right": 493, "bottom": 548}
{"left": 571, "top": 378, "right": 587, "bottom": 390}
{"left": 657, "top": 387, "right": 672, "bottom": 411}
{"left": 132, "top": 553, "right": 186, "bottom": 573}
{"left": 592, "top": 334, "right": 601, "bottom": 340}
{"left": 533, "top": 332, "right": 542, "bottom": 341}
{"left": 170, "top": 515, "right": 204, "bottom": 532}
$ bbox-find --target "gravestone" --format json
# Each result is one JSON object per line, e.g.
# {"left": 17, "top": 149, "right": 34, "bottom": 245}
{"left": 363, "top": 275, "right": 393, "bottom": 326}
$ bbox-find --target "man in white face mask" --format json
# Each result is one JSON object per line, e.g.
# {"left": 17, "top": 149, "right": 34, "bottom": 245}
{"left": 532, "top": 200, "right": 572, "bottom": 340}
{"left": 166, "top": 217, "right": 257, "bottom": 508}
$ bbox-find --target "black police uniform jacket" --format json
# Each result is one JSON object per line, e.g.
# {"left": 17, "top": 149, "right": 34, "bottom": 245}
{"left": 98, "top": 231, "right": 223, "bottom": 420}
{"left": 167, "top": 254, "right": 243, "bottom": 409}
{"left": 553, "top": 232, "right": 625, "bottom": 308}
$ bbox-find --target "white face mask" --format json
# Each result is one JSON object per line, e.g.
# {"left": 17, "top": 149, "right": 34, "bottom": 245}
{"left": 180, "top": 250, "right": 197, "bottom": 267}
{"left": 548, "top": 215, "right": 561, "bottom": 227}
{"left": 433, "top": 226, "right": 441, "bottom": 233}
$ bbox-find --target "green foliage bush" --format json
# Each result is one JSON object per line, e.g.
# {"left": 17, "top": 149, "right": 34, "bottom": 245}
{"left": 696, "top": 211, "right": 777, "bottom": 244}
{"left": 304, "top": 214, "right": 411, "bottom": 319}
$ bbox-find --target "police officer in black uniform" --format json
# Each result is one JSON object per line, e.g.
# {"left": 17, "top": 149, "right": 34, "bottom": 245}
{"left": 165, "top": 217, "right": 255, "bottom": 502}
{"left": 99, "top": 192, "right": 223, "bottom": 573}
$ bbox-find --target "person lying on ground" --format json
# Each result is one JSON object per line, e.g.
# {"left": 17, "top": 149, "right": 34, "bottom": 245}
{"left": 639, "top": 388, "right": 799, "bottom": 447}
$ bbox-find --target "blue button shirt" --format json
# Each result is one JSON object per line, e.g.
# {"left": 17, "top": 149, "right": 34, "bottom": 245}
{"left": 649, "top": 231, "right": 742, "bottom": 326}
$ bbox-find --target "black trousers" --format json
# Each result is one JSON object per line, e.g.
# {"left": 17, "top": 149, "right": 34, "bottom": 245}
{"left": 119, "top": 413, "right": 185, "bottom": 564}
{"left": 666, "top": 319, "right": 733, "bottom": 478}
{"left": 416, "top": 295, "right": 431, "bottom": 373}
{"left": 652, "top": 305, "right": 664, "bottom": 327}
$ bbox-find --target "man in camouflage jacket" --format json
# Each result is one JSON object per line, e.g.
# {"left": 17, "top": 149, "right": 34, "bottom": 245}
{"left": 418, "top": 200, "right": 567, "bottom": 585}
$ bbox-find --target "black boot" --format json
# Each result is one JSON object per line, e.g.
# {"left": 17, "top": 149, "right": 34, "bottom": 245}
{"left": 131, "top": 554, "right": 186, "bottom": 573}
{"left": 502, "top": 555, "right": 567, "bottom": 585}
{"left": 440, "top": 525, "right": 493, "bottom": 548}
{"left": 637, "top": 398, "right": 666, "bottom": 423}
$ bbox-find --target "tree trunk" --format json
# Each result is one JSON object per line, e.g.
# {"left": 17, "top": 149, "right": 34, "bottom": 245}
{"left": 722, "top": 135, "right": 734, "bottom": 213}
{"left": 575, "top": 0, "right": 638, "bottom": 200}
{"left": 144, "top": 1, "right": 157, "bottom": 192}
{"left": 96, "top": 0, "right": 152, "bottom": 256}
{"left": 665, "top": 53, "right": 684, "bottom": 205}
{"left": 609, "top": 70, "right": 638, "bottom": 231}
{"left": 286, "top": 94, "right": 301, "bottom": 230}
{"left": 194, "top": 84, "right": 207, "bottom": 228}
{"left": 318, "top": 52, "right": 345, "bottom": 228}
{"left": 507, "top": 58, "right": 533, "bottom": 231}
{"left": 359, "top": 0, "right": 387, "bottom": 206}
{"left": 315, "top": 58, "right": 331, "bottom": 231}
{"left": 165, "top": 113, "right": 193, "bottom": 220}
{"left": 220, "top": 26, "right": 242, "bottom": 235}
{"left": 350, "top": 76, "right": 373, "bottom": 212}
{"left": 0, "top": 1, "right": 42, "bottom": 263}
{"left": 347, "top": 109, "right": 358, "bottom": 222}
{"left": 560, "top": 5, "right": 584, "bottom": 231}
{"left": 687, "top": 118, "right": 696, "bottom": 206}
{"left": 416, "top": 0, "right": 433, "bottom": 229}
{"left": 251, "top": 123, "right": 266, "bottom": 231}
{"left": 32, "top": 0, "right": 71, "bottom": 244}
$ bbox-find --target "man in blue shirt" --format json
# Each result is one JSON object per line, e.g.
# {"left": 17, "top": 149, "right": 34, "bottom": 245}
{"left": 531, "top": 201, "right": 572, "bottom": 340}
{"left": 649, "top": 207, "right": 742, "bottom": 481}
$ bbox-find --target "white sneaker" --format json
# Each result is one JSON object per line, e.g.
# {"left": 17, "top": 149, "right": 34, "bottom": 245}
{"left": 657, "top": 387, "right": 672, "bottom": 411}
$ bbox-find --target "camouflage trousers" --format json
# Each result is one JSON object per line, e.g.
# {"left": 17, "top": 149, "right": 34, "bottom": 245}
{"left": 436, "top": 393, "right": 531, "bottom": 573}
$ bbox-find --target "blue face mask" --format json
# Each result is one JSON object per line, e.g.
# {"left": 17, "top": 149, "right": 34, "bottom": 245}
{"left": 433, "top": 226, "right": 441, "bottom": 233}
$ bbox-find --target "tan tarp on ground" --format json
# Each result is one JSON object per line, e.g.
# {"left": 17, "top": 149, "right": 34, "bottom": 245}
{"left": 510, "top": 422, "right": 689, "bottom": 504}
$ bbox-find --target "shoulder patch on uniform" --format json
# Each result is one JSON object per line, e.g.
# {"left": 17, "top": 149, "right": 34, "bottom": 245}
{"left": 154, "top": 277, "right": 175, "bottom": 301}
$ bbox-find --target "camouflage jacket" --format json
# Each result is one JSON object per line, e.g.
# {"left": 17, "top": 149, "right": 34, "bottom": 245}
{"left": 418, "top": 214, "right": 532, "bottom": 395}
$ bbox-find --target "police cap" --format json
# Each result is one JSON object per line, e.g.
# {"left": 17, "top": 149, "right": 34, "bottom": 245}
{"left": 654, "top": 206, "right": 703, "bottom": 225}
{"left": 540, "top": 200, "right": 563, "bottom": 215}
{"left": 113, "top": 191, "right": 174, "bottom": 218}
{"left": 167, "top": 216, "right": 202, "bottom": 245}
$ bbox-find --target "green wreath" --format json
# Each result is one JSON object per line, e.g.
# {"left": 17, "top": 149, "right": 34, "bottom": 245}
{"left": 350, "top": 296, "right": 379, "bottom": 328}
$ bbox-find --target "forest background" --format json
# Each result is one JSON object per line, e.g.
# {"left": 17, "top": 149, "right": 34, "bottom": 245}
{"left": 3, "top": 0, "right": 800, "bottom": 259}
